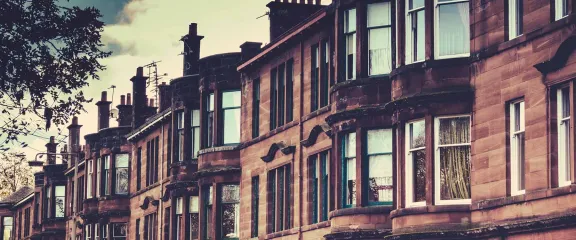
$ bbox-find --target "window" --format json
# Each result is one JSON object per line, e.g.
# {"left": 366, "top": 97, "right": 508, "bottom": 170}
{"left": 103, "top": 155, "right": 110, "bottom": 196}
{"left": 70, "top": 180, "right": 75, "bottom": 214}
{"left": 112, "top": 224, "right": 126, "bottom": 240}
{"left": 368, "top": 2, "right": 392, "bottom": 75}
{"left": 251, "top": 177, "right": 259, "bottom": 238}
{"left": 135, "top": 219, "right": 140, "bottom": 240}
{"left": 146, "top": 137, "right": 159, "bottom": 187}
{"left": 366, "top": 129, "right": 393, "bottom": 205}
{"left": 510, "top": 100, "right": 525, "bottom": 195}
{"left": 310, "top": 41, "right": 331, "bottom": 111}
{"left": 405, "top": 120, "right": 426, "bottom": 207}
{"left": 191, "top": 109, "right": 200, "bottom": 159}
{"left": 85, "top": 224, "right": 92, "bottom": 240}
{"left": 344, "top": 8, "right": 356, "bottom": 80}
{"left": 190, "top": 196, "right": 199, "bottom": 240}
{"left": 77, "top": 176, "right": 84, "bottom": 212}
{"left": 320, "top": 40, "right": 330, "bottom": 108}
{"left": 17, "top": 212, "right": 20, "bottom": 240}
{"left": 342, "top": 132, "right": 356, "bottom": 208}
{"left": 95, "top": 223, "right": 99, "bottom": 240}
{"left": 115, "top": 154, "right": 129, "bottom": 194}
{"left": 136, "top": 148, "right": 142, "bottom": 191}
{"left": 406, "top": 0, "right": 425, "bottom": 63}
{"left": 221, "top": 185, "right": 240, "bottom": 240}
{"left": 87, "top": 160, "right": 93, "bottom": 198}
{"left": 435, "top": 115, "right": 471, "bottom": 204}
{"left": 268, "top": 165, "right": 291, "bottom": 233}
{"left": 311, "top": 44, "right": 320, "bottom": 111}
{"left": 252, "top": 79, "right": 260, "bottom": 138}
{"left": 164, "top": 207, "right": 170, "bottom": 240}
{"left": 176, "top": 197, "right": 183, "bottom": 240}
{"left": 144, "top": 213, "right": 157, "bottom": 240}
{"left": 55, "top": 185, "right": 65, "bottom": 218}
{"left": 555, "top": 0, "right": 568, "bottom": 20}
{"left": 34, "top": 193, "right": 40, "bottom": 224}
{"left": 223, "top": 91, "right": 241, "bottom": 145}
{"left": 434, "top": 0, "right": 470, "bottom": 58}
{"left": 102, "top": 223, "right": 110, "bottom": 240}
{"left": 177, "top": 111, "right": 185, "bottom": 162}
{"left": 205, "top": 93, "right": 215, "bottom": 148}
{"left": 310, "top": 151, "right": 329, "bottom": 223}
{"left": 45, "top": 186, "right": 51, "bottom": 218}
{"left": 558, "top": 87, "right": 571, "bottom": 187}
{"left": 23, "top": 208, "right": 30, "bottom": 237}
{"left": 2, "top": 217, "right": 12, "bottom": 240}
{"left": 203, "top": 186, "right": 213, "bottom": 240}
{"left": 97, "top": 157, "right": 101, "bottom": 197}
{"left": 508, "top": 0, "right": 523, "bottom": 39}
{"left": 270, "top": 60, "right": 294, "bottom": 130}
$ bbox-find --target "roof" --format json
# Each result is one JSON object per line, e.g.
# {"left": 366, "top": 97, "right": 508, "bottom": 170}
{"left": 126, "top": 107, "right": 172, "bottom": 141}
{"left": 0, "top": 187, "right": 34, "bottom": 205}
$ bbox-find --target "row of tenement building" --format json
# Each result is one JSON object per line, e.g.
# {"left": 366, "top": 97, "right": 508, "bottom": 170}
{"left": 1, "top": 0, "right": 576, "bottom": 239}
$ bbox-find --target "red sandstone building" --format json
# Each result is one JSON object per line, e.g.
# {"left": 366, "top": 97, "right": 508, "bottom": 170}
{"left": 1, "top": 0, "right": 576, "bottom": 239}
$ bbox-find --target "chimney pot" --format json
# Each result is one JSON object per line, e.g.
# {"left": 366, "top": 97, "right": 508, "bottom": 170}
{"left": 137, "top": 67, "right": 144, "bottom": 77}
{"left": 72, "top": 116, "right": 78, "bottom": 125}
{"left": 49, "top": 136, "right": 55, "bottom": 143}
{"left": 101, "top": 91, "right": 107, "bottom": 101}
{"left": 120, "top": 95, "right": 126, "bottom": 105}
{"left": 189, "top": 23, "right": 198, "bottom": 36}
{"left": 127, "top": 93, "right": 132, "bottom": 105}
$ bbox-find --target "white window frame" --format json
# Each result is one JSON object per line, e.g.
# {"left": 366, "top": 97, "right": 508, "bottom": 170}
{"left": 96, "top": 157, "right": 101, "bottom": 197}
{"left": 405, "top": 119, "right": 426, "bottom": 207}
{"left": 191, "top": 109, "right": 201, "bottom": 159}
{"left": 406, "top": 0, "right": 426, "bottom": 64}
{"left": 555, "top": 0, "right": 568, "bottom": 20}
{"left": 510, "top": 100, "right": 525, "bottom": 196}
{"left": 508, "top": 0, "right": 522, "bottom": 39}
{"left": 433, "top": 0, "right": 470, "bottom": 59}
{"left": 87, "top": 160, "right": 93, "bottom": 198}
{"left": 367, "top": 2, "right": 393, "bottom": 76}
{"left": 177, "top": 111, "right": 185, "bottom": 162}
{"left": 434, "top": 115, "right": 472, "bottom": 205}
{"left": 176, "top": 197, "right": 183, "bottom": 240}
{"left": 344, "top": 8, "right": 357, "bottom": 80}
{"left": 557, "top": 87, "right": 572, "bottom": 187}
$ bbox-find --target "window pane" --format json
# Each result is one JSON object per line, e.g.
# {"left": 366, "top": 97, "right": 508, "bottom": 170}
{"left": 416, "top": 10, "right": 425, "bottom": 61}
{"left": 346, "top": 157, "right": 356, "bottom": 205}
{"left": 437, "top": 2, "right": 470, "bottom": 56}
{"left": 223, "top": 108, "right": 241, "bottom": 144}
{"left": 223, "top": 91, "right": 241, "bottom": 108}
{"left": 516, "top": 132, "right": 525, "bottom": 190}
{"left": 413, "top": 150, "right": 426, "bottom": 202}
{"left": 192, "top": 110, "right": 200, "bottom": 127}
{"left": 346, "top": 132, "right": 356, "bottom": 157}
{"left": 208, "top": 93, "right": 215, "bottom": 111}
{"left": 178, "top": 111, "right": 185, "bottom": 129}
{"left": 221, "top": 185, "right": 240, "bottom": 203}
{"left": 439, "top": 117, "right": 470, "bottom": 145}
{"left": 369, "top": 27, "right": 392, "bottom": 75}
{"left": 55, "top": 185, "right": 65, "bottom": 196}
{"left": 409, "top": 0, "right": 425, "bottom": 9}
{"left": 346, "top": 33, "right": 356, "bottom": 79}
{"left": 176, "top": 197, "right": 183, "bottom": 214}
{"left": 367, "top": 129, "right": 392, "bottom": 154}
{"left": 190, "top": 196, "right": 199, "bottom": 213}
{"left": 562, "top": 87, "right": 570, "bottom": 118}
{"left": 345, "top": 9, "right": 356, "bottom": 33}
{"left": 116, "top": 168, "right": 129, "bottom": 194}
{"left": 113, "top": 224, "right": 127, "bottom": 237}
{"left": 439, "top": 146, "right": 471, "bottom": 200}
{"left": 116, "top": 154, "right": 129, "bottom": 168}
{"left": 410, "top": 121, "right": 425, "bottom": 149}
{"left": 368, "top": 154, "right": 393, "bottom": 203}
{"left": 193, "top": 128, "right": 200, "bottom": 158}
{"left": 368, "top": 2, "right": 390, "bottom": 27}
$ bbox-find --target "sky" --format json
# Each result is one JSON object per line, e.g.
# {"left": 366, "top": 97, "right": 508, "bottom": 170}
{"left": 17, "top": 0, "right": 277, "bottom": 160}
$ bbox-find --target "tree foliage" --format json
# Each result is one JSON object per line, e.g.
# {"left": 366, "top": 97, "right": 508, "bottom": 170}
{"left": 0, "top": 0, "right": 110, "bottom": 148}
{"left": 0, "top": 152, "right": 33, "bottom": 199}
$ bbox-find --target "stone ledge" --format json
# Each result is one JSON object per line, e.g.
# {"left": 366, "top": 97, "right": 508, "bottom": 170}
{"left": 265, "top": 227, "right": 299, "bottom": 239}
{"left": 330, "top": 76, "right": 390, "bottom": 94}
{"left": 198, "top": 145, "right": 239, "bottom": 155}
{"left": 389, "top": 204, "right": 470, "bottom": 219}
{"left": 301, "top": 221, "right": 331, "bottom": 232}
{"left": 329, "top": 205, "right": 393, "bottom": 220}
{"left": 192, "top": 166, "right": 241, "bottom": 180}
{"left": 324, "top": 229, "right": 392, "bottom": 240}
{"left": 472, "top": 184, "right": 576, "bottom": 210}
{"left": 390, "top": 57, "right": 470, "bottom": 77}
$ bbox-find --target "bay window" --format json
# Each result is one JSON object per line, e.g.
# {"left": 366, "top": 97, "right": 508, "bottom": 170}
{"left": 103, "top": 155, "right": 110, "bottom": 196}
{"left": 434, "top": 0, "right": 470, "bottom": 58}
{"left": 366, "top": 129, "right": 393, "bottom": 205}
{"left": 221, "top": 185, "right": 240, "bottom": 240}
{"left": 368, "top": 2, "right": 392, "bottom": 75}
{"left": 55, "top": 185, "right": 65, "bottom": 218}
{"left": 2, "top": 217, "right": 13, "bottom": 240}
{"left": 112, "top": 223, "right": 126, "bottom": 240}
{"left": 507, "top": 0, "right": 523, "bottom": 39}
{"left": 268, "top": 165, "right": 291, "bottom": 233}
{"left": 176, "top": 197, "right": 183, "bottom": 240}
{"left": 406, "top": 0, "right": 425, "bottom": 63}
{"left": 310, "top": 151, "right": 329, "bottom": 223}
{"left": 115, "top": 154, "right": 129, "bottom": 194}
{"left": 510, "top": 100, "right": 525, "bottom": 196}
{"left": 191, "top": 110, "right": 200, "bottom": 159}
{"left": 203, "top": 186, "right": 213, "bottom": 240}
{"left": 222, "top": 91, "right": 241, "bottom": 145}
{"left": 205, "top": 93, "right": 215, "bottom": 148}
{"left": 87, "top": 160, "right": 93, "bottom": 198}
{"left": 557, "top": 87, "right": 571, "bottom": 187}
{"left": 190, "top": 196, "right": 199, "bottom": 240}
{"left": 405, "top": 120, "right": 426, "bottom": 206}
{"left": 177, "top": 111, "right": 185, "bottom": 161}
{"left": 434, "top": 115, "right": 471, "bottom": 204}
{"left": 342, "top": 132, "right": 356, "bottom": 208}
{"left": 555, "top": 0, "right": 568, "bottom": 20}
{"left": 344, "top": 8, "right": 356, "bottom": 80}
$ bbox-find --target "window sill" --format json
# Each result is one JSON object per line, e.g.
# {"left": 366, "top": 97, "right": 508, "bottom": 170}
{"left": 472, "top": 184, "right": 576, "bottom": 210}
{"left": 265, "top": 227, "right": 299, "bottom": 239}
{"left": 301, "top": 220, "right": 330, "bottom": 232}
{"left": 331, "top": 76, "right": 391, "bottom": 94}
{"left": 391, "top": 57, "right": 470, "bottom": 77}
{"left": 130, "top": 181, "right": 161, "bottom": 198}
{"left": 239, "top": 121, "right": 299, "bottom": 149}
{"left": 329, "top": 205, "right": 393, "bottom": 220}
{"left": 198, "top": 145, "right": 239, "bottom": 156}
{"left": 389, "top": 204, "right": 470, "bottom": 219}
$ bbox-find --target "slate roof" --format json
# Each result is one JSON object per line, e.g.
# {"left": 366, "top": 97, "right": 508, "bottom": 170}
{"left": 0, "top": 186, "right": 34, "bottom": 205}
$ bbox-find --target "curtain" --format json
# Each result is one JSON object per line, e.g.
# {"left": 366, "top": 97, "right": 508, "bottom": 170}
{"left": 438, "top": 2, "right": 470, "bottom": 56}
{"left": 439, "top": 117, "right": 471, "bottom": 200}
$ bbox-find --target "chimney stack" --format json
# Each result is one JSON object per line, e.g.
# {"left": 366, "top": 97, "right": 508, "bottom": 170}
{"left": 131, "top": 67, "right": 149, "bottom": 128}
{"left": 96, "top": 91, "right": 111, "bottom": 130}
{"left": 46, "top": 136, "right": 57, "bottom": 165}
{"left": 67, "top": 116, "right": 82, "bottom": 167}
{"left": 240, "top": 42, "right": 263, "bottom": 62}
{"left": 117, "top": 93, "right": 133, "bottom": 127}
{"left": 266, "top": 0, "right": 324, "bottom": 41}
{"left": 158, "top": 82, "right": 172, "bottom": 112}
{"left": 182, "top": 23, "right": 204, "bottom": 76}
{"left": 127, "top": 94, "right": 132, "bottom": 105}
